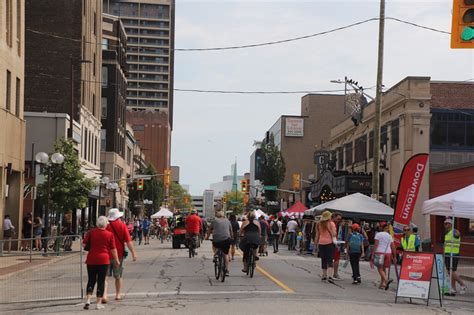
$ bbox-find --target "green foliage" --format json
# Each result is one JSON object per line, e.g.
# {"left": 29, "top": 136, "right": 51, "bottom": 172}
{"left": 225, "top": 190, "right": 246, "bottom": 215}
{"left": 128, "top": 164, "right": 164, "bottom": 217}
{"left": 170, "top": 182, "right": 192, "bottom": 211}
{"left": 38, "top": 139, "right": 96, "bottom": 213}
{"left": 261, "top": 134, "right": 286, "bottom": 200}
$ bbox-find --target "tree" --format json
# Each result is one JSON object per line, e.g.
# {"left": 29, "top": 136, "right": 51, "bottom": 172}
{"left": 225, "top": 190, "right": 246, "bottom": 215}
{"left": 260, "top": 134, "right": 286, "bottom": 201}
{"left": 38, "top": 139, "right": 96, "bottom": 214}
{"left": 128, "top": 164, "right": 164, "bottom": 217}
{"left": 170, "top": 182, "right": 192, "bottom": 211}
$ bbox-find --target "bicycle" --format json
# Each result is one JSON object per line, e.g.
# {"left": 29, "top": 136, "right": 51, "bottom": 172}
{"left": 214, "top": 246, "right": 227, "bottom": 282}
{"left": 245, "top": 245, "right": 257, "bottom": 278}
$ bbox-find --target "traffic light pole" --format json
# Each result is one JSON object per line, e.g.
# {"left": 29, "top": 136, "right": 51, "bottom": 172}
{"left": 372, "top": 0, "right": 385, "bottom": 199}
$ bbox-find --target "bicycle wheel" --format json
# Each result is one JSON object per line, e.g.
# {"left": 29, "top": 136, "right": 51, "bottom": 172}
{"left": 189, "top": 246, "right": 192, "bottom": 258}
{"left": 214, "top": 255, "right": 220, "bottom": 280}
{"left": 219, "top": 253, "right": 226, "bottom": 282}
{"left": 249, "top": 252, "right": 255, "bottom": 278}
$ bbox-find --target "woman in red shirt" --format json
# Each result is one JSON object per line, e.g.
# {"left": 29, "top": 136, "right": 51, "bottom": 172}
{"left": 83, "top": 216, "right": 119, "bottom": 310}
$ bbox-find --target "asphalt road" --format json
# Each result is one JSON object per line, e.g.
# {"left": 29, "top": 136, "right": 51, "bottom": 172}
{"left": 1, "top": 239, "right": 473, "bottom": 315}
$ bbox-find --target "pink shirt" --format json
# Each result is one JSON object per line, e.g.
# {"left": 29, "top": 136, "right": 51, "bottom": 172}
{"left": 318, "top": 221, "right": 336, "bottom": 245}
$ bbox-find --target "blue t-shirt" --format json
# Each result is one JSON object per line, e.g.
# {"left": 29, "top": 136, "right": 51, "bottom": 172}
{"left": 142, "top": 219, "right": 151, "bottom": 231}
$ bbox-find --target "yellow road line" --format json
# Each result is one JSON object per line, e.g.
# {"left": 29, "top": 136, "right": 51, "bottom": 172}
{"left": 235, "top": 250, "right": 295, "bottom": 294}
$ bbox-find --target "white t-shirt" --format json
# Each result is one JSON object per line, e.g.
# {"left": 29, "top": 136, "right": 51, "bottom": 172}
{"left": 375, "top": 231, "right": 393, "bottom": 254}
{"left": 286, "top": 220, "right": 298, "bottom": 233}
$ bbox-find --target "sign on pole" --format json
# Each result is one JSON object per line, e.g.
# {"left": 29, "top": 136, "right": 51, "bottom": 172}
{"left": 264, "top": 185, "right": 277, "bottom": 191}
{"left": 395, "top": 252, "right": 442, "bottom": 307}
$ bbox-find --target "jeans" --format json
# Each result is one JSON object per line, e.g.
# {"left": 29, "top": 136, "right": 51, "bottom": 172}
{"left": 86, "top": 264, "right": 109, "bottom": 297}
{"left": 287, "top": 232, "right": 296, "bottom": 250}
{"left": 271, "top": 234, "right": 279, "bottom": 252}
{"left": 349, "top": 252, "right": 361, "bottom": 280}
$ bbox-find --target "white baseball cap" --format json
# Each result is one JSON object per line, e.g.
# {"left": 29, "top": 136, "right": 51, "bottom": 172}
{"left": 444, "top": 218, "right": 452, "bottom": 224}
{"left": 107, "top": 208, "right": 124, "bottom": 221}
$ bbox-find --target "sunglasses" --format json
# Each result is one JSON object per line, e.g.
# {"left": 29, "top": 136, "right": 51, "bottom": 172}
{"left": 404, "top": 229, "right": 410, "bottom": 231}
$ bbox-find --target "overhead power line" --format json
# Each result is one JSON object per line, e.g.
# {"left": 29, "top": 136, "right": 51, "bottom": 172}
{"left": 26, "top": 16, "right": 450, "bottom": 52}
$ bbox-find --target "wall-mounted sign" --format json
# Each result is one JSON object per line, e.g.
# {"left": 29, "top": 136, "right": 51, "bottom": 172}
{"left": 285, "top": 117, "right": 304, "bottom": 137}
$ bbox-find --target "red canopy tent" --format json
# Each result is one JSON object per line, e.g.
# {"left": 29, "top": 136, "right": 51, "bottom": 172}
{"left": 279, "top": 201, "right": 308, "bottom": 218}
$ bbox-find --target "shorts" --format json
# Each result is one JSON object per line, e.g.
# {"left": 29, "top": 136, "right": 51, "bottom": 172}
{"left": 143, "top": 230, "right": 149, "bottom": 237}
{"left": 445, "top": 255, "right": 459, "bottom": 272}
{"left": 3, "top": 229, "right": 12, "bottom": 238}
{"left": 260, "top": 234, "right": 268, "bottom": 245}
{"left": 334, "top": 248, "right": 340, "bottom": 261}
{"left": 375, "top": 253, "right": 392, "bottom": 269}
{"left": 108, "top": 259, "right": 124, "bottom": 279}
{"left": 213, "top": 239, "right": 231, "bottom": 255}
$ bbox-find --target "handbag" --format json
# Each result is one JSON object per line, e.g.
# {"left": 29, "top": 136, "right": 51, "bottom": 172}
{"left": 373, "top": 234, "right": 391, "bottom": 267}
{"left": 84, "top": 231, "right": 92, "bottom": 251}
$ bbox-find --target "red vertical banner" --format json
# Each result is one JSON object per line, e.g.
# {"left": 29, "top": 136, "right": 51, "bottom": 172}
{"left": 392, "top": 153, "right": 429, "bottom": 245}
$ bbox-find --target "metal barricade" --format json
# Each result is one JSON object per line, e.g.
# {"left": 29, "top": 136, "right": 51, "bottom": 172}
{"left": 442, "top": 241, "right": 474, "bottom": 302}
{"left": 0, "top": 235, "right": 83, "bottom": 303}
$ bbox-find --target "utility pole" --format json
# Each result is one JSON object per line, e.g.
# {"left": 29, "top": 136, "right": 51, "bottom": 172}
{"left": 372, "top": 0, "right": 385, "bottom": 198}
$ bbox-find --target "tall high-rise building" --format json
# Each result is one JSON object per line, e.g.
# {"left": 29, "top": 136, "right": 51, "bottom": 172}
{"left": 103, "top": 0, "right": 175, "bottom": 173}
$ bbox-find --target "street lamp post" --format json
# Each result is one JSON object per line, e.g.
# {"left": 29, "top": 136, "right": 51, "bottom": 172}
{"left": 143, "top": 199, "right": 153, "bottom": 217}
{"left": 35, "top": 152, "right": 65, "bottom": 252}
{"left": 107, "top": 182, "right": 119, "bottom": 208}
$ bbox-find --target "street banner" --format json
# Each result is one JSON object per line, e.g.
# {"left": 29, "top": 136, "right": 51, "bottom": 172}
{"left": 396, "top": 252, "right": 442, "bottom": 306}
{"left": 392, "top": 153, "right": 429, "bottom": 246}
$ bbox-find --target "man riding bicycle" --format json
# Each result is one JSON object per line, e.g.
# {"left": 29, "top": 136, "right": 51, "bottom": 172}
{"left": 185, "top": 210, "right": 202, "bottom": 253}
{"left": 206, "top": 211, "right": 233, "bottom": 274}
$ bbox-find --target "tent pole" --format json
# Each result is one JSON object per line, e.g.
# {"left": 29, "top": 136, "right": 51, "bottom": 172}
{"left": 449, "top": 213, "right": 455, "bottom": 294}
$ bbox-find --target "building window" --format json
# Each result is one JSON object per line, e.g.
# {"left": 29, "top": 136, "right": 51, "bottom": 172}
{"left": 6, "top": 0, "right": 12, "bottom": 47}
{"left": 101, "top": 97, "right": 107, "bottom": 118}
{"left": 102, "top": 38, "right": 108, "bottom": 50}
{"left": 355, "top": 135, "right": 367, "bottom": 164}
{"left": 369, "top": 131, "right": 374, "bottom": 159}
{"left": 84, "top": 129, "right": 89, "bottom": 160}
{"left": 83, "top": 0, "right": 86, "bottom": 15}
{"left": 101, "top": 129, "right": 106, "bottom": 151}
{"left": 16, "top": 0, "right": 20, "bottom": 55}
{"left": 93, "top": 53, "right": 96, "bottom": 76}
{"left": 6, "top": 70, "right": 11, "bottom": 111}
{"left": 93, "top": 11, "right": 97, "bottom": 36}
{"left": 132, "top": 124, "right": 145, "bottom": 132}
{"left": 102, "top": 66, "right": 108, "bottom": 87}
{"left": 344, "top": 142, "right": 353, "bottom": 167}
{"left": 430, "top": 109, "right": 474, "bottom": 149}
{"left": 15, "top": 77, "right": 20, "bottom": 117}
{"left": 92, "top": 94, "right": 96, "bottom": 116}
{"left": 391, "top": 119, "right": 399, "bottom": 151}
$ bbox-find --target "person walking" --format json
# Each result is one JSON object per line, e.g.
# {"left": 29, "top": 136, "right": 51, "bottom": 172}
{"left": 444, "top": 218, "right": 467, "bottom": 295}
{"left": 346, "top": 223, "right": 365, "bottom": 284}
{"left": 331, "top": 212, "right": 343, "bottom": 280}
{"left": 33, "top": 217, "right": 43, "bottom": 251}
{"left": 286, "top": 216, "right": 298, "bottom": 251}
{"left": 258, "top": 215, "right": 269, "bottom": 256}
{"left": 104, "top": 208, "right": 137, "bottom": 301}
{"left": 371, "top": 222, "right": 396, "bottom": 290}
{"left": 142, "top": 217, "right": 151, "bottom": 245}
{"left": 315, "top": 211, "right": 337, "bottom": 283}
{"left": 229, "top": 214, "right": 240, "bottom": 260}
{"left": 270, "top": 217, "right": 282, "bottom": 253}
{"left": 82, "top": 216, "right": 120, "bottom": 310}
{"left": 3, "top": 215, "right": 15, "bottom": 253}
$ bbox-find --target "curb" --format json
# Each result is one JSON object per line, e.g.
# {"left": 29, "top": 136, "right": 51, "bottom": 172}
{"left": 0, "top": 252, "right": 81, "bottom": 281}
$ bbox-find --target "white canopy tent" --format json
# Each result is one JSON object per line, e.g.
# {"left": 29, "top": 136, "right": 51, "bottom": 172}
{"left": 255, "top": 209, "right": 269, "bottom": 220}
{"left": 151, "top": 207, "right": 174, "bottom": 219}
{"left": 306, "top": 192, "right": 394, "bottom": 221}
{"left": 422, "top": 184, "right": 474, "bottom": 219}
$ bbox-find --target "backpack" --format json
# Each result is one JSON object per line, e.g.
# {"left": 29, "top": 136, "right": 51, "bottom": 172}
{"left": 271, "top": 221, "right": 280, "bottom": 234}
{"left": 348, "top": 232, "right": 362, "bottom": 253}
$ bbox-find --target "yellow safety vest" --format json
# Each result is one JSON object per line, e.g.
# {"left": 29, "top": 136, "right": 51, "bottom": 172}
{"left": 444, "top": 230, "right": 461, "bottom": 255}
{"left": 401, "top": 234, "right": 416, "bottom": 252}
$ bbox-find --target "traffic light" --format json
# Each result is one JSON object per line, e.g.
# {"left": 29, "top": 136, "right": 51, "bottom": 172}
{"left": 292, "top": 173, "right": 301, "bottom": 190}
{"left": 241, "top": 179, "right": 248, "bottom": 192}
{"left": 184, "top": 196, "right": 189, "bottom": 204}
{"left": 451, "top": 0, "right": 474, "bottom": 48}
{"left": 137, "top": 178, "right": 144, "bottom": 191}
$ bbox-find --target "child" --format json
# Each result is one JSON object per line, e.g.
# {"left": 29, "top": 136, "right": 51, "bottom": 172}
{"left": 346, "top": 223, "right": 365, "bottom": 284}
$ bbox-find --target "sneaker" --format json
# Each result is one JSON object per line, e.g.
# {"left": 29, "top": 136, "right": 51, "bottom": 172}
{"left": 213, "top": 256, "right": 217, "bottom": 263}
{"left": 96, "top": 304, "right": 105, "bottom": 310}
{"left": 328, "top": 277, "right": 335, "bottom": 284}
{"left": 83, "top": 303, "right": 90, "bottom": 310}
{"left": 352, "top": 280, "right": 358, "bottom": 285}
{"left": 356, "top": 277, "right": 362, "bottom": 284}
{"left": 332, "top": 275, "right": 343, "bottom": 281}
{"left": 321, "top": 277, "right": 327, "bottom": 281}
{"left": 459, "top": 286, "right": 467, "bottom": 295}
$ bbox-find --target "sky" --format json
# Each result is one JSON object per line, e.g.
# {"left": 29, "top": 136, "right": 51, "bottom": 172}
{"left": 171, "top": 0, "right": 474, "bottom": 195}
